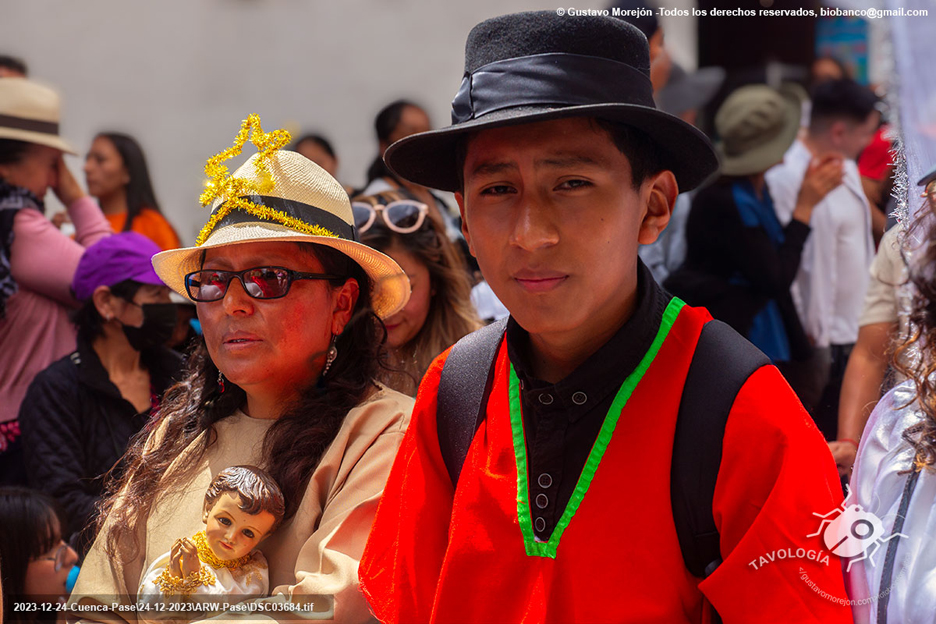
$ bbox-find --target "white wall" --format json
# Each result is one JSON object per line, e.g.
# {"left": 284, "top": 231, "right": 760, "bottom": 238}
{"left": 2, "top": 1, "right": 701, "bottom": 244}
{"left": 1, "top": 0, "right": 522, "bottom": 242}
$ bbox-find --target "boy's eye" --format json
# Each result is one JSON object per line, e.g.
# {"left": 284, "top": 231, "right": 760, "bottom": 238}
{"left": 218, "top": 517, "right": 231, "bottom": 526}
{"left": 243, "top": 529, "right": 255, "bottom": 539}
{"left": 479, "top": 184, "right": 515, "bottom": 196}
{"left": 557, "top": 179, "right": 591, "bottom": 190}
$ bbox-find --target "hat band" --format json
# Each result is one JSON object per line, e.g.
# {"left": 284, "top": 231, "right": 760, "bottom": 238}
{"left": 0, "top": 113, "right": 59, "bottom": 135}
{"left": 206, "top": 195, "right": 357, "bottom": 242}
{"left": 451, "top": 52, "right": 655, "bottom": 124}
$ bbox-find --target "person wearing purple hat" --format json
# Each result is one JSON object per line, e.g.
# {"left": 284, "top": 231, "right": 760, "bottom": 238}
{"left": 17, "top": 232, "right": 183, "bottom": 556}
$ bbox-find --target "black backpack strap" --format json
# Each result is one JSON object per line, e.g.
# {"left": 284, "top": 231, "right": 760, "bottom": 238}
{"left": 671, "top": 319, "right": 771, "bottom": 579}
{"left": 876, "top": 467, "right": 920, "bottom": 624}
{"left": 437, "top": 317, "right": 509, "bottom": 485}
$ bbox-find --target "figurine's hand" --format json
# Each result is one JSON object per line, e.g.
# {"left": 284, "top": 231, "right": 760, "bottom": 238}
{"left": 169, "top": 539, "right": 185, "bottom": 577}
{"left": 169, "top": 538, "right": 200, "bottom": 578}
{"left": 178, "top": 538, "right": 200, "bottom": 578}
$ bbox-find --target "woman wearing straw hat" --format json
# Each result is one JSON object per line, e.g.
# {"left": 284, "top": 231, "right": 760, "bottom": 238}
{"left": 0, "top": 78, "right": 111, "bottom": 486}
{"left": 69, "top": 116, "right": 413, "bottom": 622}
{"left": 666, "top": 84, "right": 843, "bottom": 370}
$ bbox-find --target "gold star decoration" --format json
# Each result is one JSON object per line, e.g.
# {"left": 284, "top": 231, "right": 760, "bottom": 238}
{"left": 195, "top": 114, "right": 336, "bottom": 246}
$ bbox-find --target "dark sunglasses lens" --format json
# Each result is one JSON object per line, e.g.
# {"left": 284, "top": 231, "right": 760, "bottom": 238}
{"left": 386, "top": 203, "right": 421, "bottom": 229}
{"left": 352, "top": 204, "right": 373, "bottom": 230}
{"left": 189, "top": 271, "right": 229, "bottom": 301}
{"left": 243, "top": 268, "right": 290, "bottom": 299}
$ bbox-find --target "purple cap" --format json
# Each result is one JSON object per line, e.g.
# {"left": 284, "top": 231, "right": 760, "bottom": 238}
{"left": 72, "top": 233, "right": 165, "bottom": 300}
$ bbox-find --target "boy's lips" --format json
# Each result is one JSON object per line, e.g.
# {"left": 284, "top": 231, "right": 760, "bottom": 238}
{"left": 512, "top": 271, "right": 569, "bottom": 292}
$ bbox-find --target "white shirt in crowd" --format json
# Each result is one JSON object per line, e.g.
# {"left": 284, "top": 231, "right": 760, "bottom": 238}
{"left": 766, "top": 139, "right": 874, "bottom": 348}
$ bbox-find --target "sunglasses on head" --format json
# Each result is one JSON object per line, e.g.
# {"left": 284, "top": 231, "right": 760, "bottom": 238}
{"left": 184, "top": 266, "right": 343, "bottom": 302}
{"left": 352, "top": 200, "right": 428, "bottom": 234}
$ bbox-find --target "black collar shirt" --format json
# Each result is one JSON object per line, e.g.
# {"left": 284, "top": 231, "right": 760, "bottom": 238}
{"left": 504, "top": 260, "right": 671, "bottom": 541}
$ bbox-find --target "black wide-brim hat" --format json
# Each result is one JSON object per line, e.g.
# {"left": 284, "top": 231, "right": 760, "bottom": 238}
{"left": 384, "top": 11, "right": 719, "bottom": 193}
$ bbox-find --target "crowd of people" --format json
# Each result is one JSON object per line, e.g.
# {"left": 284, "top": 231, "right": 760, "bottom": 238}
{"left": 0, "top": 4, "right": 933, "bottom": 623}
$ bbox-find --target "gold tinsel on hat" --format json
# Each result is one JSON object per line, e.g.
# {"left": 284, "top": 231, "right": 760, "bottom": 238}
{"left": 195, "top": 114, "right": 337, "bottom": 246}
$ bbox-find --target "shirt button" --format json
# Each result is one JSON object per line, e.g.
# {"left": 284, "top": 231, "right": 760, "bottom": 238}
{"left": 538, "top": 393, "right": 554, "bottom": 405}
{"left": 572, "top": 391, "right": 587, "bottom": 405}
{"left": 535, "top": 493, "right": 549, "bottom": 509}
{"left": 538, "top": 473, "right": 553, "bottom": 488}
{"left": 534, "top": 517, "right": 547, "bottom": 533}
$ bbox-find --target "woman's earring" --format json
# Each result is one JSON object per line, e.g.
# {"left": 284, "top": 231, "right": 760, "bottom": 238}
{"left": 322, "top": 336, "right": 338, "bottom": 377}
{"left": 218, "top": 371, "right": 226, "bottom": 393}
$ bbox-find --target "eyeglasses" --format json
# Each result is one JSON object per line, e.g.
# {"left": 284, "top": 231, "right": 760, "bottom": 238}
{"left": 184, "top": 267, "right": 343, "bottom": 302}
{"left": 37, "top": 542, "right": 70, "bottom": 573}
{"left": 351, "top": 200, "right": 428, "bottom": 234}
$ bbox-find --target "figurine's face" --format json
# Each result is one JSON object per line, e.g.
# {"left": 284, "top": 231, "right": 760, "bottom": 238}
{"left": 203, "top": 493, "right": 276, "bottom": 561}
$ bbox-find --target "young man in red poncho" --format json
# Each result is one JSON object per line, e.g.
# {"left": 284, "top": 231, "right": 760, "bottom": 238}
{"left": 360, "top": 11, "right": 854, "bottom": 623}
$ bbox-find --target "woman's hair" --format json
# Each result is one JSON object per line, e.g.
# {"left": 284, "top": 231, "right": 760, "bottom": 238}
{"left": 97, "top": 243, "right": 386, "bottom": 560}
{"left": 894, "top": 208, "right": 936, "bottom": 471}
{"left": 356, "top": 190, "right": 480, "bottom": 394}
{"left": 0, "top": 139, "right": 32, "bottom": 167}
{"left": 94, "top": 133, "right": 168, "bottom": 234}
{"left": 70, "top": 279, "right": 142, "bottom": 344}
{"left": 204, "top": 466, "right": 285, "bottom": 533}
{"left": 0, "top": 487, "right": 65, "bottom": 619}
{"left": 365, "top": 100, "right": 422, "bottom": 185}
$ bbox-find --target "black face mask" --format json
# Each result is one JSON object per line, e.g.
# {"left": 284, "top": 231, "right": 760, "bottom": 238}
{"left": 121, "top": 303, "right": 178, "bottom": 351}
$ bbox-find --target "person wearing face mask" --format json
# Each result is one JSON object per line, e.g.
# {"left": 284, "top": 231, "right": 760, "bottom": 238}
{"left": 18, "top": 232, "right": 183, "bottom": 557}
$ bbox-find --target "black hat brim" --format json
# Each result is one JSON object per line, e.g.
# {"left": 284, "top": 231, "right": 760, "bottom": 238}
{"left": 384, "top": 103, "right": 719, "bottom": 193}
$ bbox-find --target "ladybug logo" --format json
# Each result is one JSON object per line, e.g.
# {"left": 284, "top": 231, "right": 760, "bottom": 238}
{"left": 808, "top": 499, "right": 905, "bottom": 571}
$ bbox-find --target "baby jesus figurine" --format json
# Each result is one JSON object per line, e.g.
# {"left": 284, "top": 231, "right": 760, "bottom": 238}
{"left": 138, "top": 465, "right": 285, "bottom": 611}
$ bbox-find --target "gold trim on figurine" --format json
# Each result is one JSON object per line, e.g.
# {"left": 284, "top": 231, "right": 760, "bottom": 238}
{"left": 192, "top": 530, "right": 255, "bottom": 569}
{"left": 153, "top": 564, "right": 216, "bottom": 596}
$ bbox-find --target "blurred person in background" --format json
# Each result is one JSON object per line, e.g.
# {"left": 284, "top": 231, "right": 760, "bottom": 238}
{"left": 0, "top": 487, "right": 79, "bottom": 622}
{"left": 832, "top": 164, "right": 935, "bottom": 480}
{"left": 667, "top": 85, "right": 842, "bottom": 372}
{"left": 355, "top": 190, "right": 479, "bottom": 395}
{"left": 18, "top": 233, "right": 182, "bottom": 556}
{"left": 0, "top": 78, "right": 111, "bottom": 486}
{"left": 858, "top": 120, "right": 896, "bottom": 243}
{"left": 607, "top": 0, "right": 670, "bottom": 93}
{"left": 293, "top": 133, "right": 339, "bottom": 178}
{"left": 0, "top": 56, "right": 27, "bottom": 79}
{"left": 766, "top": 78, "right": 880, "bottom": 439}
{"left": 810, "top": 55, "right": 850, "bottom": 89}
{"left": 361, "top": 100, "right": 463, "bottom": 241}
{"left": 80, "top": 132, "right": 179, "bottom": 251}
{"left": 640, "top": 62, "right": 725, "bottom": 283}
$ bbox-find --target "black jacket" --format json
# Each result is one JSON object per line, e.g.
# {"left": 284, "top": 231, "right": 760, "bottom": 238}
{"left": 665, "top": 177, "right": 813, "bottom": 361}
{"left": 18, "top": 340, "right": 183, "bottom": 554}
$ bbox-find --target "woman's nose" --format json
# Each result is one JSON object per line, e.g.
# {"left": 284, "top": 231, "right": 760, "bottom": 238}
{"left": 222, "top": 276, "right": 255, "bottom": 315}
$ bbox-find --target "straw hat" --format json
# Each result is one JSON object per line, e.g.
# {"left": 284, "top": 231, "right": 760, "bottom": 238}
{"left": 152, "top": 117, "right": 410, "bottom": 319}
{"left": 714, "top": 85, "right": 801, "bottom": 177}
{"left": 0, "top": 78, "right": 76, "bottom": 154}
